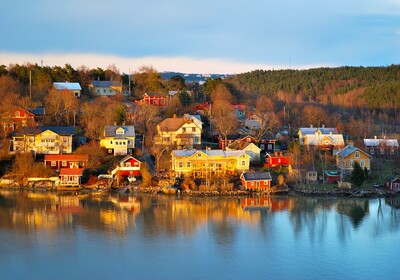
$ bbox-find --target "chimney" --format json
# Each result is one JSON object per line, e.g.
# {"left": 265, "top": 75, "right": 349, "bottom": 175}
{"left": 322, "top": 124, "right": 325, "bottom": 128}
{"left": 310, "top": 124, "right": 313, "bottom": 128}
{"left": 374, "top": 135, "right": 377, "bottom": 139}
{"left": 173, "top": 114, "right": 177, "bottom": 118}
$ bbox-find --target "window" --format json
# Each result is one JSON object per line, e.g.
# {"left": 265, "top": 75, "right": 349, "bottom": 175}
{"left": 178, "top": 162, "right": 183, "bottom": 168}
{"left": 198, "top": 153, "right": 202, "bottom": 158}
{"left": 15, "top": 111, "right": 20, "bottom": 117}
{"left": 97, "top": 89, "right": 100, "bottom": 93}
{"left": 251, "top": 182, "right": 254, "bottom": 186}
{"left": 192, "top": 127, "right": 196, "bottom": 132}
{"left": 241, "top": 160, "right": 246, "bottom": 166}
{"left": 182, "top": 127, "right": 186, "bottom": 133}
{"left": 125, "top": 162, "right": 131, "bottom": 167}
{"left": 360, "top": 160, "right": 365, "bottom": 167}
{"left": 350, "top": 160, "right": 354, "bottom": 167}
{"left": 51, "top": 161, "right": 56, "bottom": 167}
{"left": 187, "top": 162, "right": 191, "bottom": 168}
{"left": 110, "top": 141, "right": 113, "bottom": 144}
{"left": 355, "top": 151, "right": 360, "bottom": 158}
{"left": 62, "top": 161, "right": 67, "bottom": 167}
{"left": 103, "top": 89, "right": 106, "bottom": 93}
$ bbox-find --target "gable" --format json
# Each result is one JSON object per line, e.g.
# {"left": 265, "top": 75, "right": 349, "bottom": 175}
{"left": 40, "top": 130, "right": 59, "bottom": 137}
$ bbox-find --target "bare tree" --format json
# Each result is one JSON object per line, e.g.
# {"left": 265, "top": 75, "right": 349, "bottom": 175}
{"left": 252, "top": 96, "right": 279, "bottom": 141}
{"left": 212, "top": 100, "right": 239, "bottom": 149}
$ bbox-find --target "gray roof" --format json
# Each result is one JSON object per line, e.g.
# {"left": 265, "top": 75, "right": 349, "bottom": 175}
{"left": 364, "top": 138, "right": 399, "bottom": 147}
{"left": 90, "top": 81, "right": 121, "bottom": 87}
{"left": 54, "top": 82, "right": 82, "bottom": 91}
{"left": 299, "top": 127, "right": 338, "bottom": 135}
{"left": 104, "top": 126, "right": 135, "bottom": 137}
{"left": 14, "top": 126, "right": 74, "bottom": 136}
{"left": 241, "top": 172, "right": 272, "bottom": 181}
{"left": 336, "top": 144, "right": 370, "bottom": 158}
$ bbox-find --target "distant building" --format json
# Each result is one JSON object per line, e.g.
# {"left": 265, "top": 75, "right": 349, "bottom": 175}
{"left": 364, "top": 136, "right": 399, "bottom": 157}
{"left": 89, "top": 80, "right": 123, "bottom": 97}
{"left": 136, "top": 93, "right": 167, "bottom": 106}
{"left": 2, "top": 105, "right": 36, "bottom": 134}
{"left": 298, "top": 125, "right": 344, "bottom": 153}
{"left": 53, "top": 82, "right": 82, "bottom": 97}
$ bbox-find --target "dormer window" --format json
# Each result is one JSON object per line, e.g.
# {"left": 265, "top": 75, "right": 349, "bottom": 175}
{"left": 355, "top": 151, "right": 360, "bottom": 158}
{"left": 116, "top": 127, "right": 125, "bottom": 136}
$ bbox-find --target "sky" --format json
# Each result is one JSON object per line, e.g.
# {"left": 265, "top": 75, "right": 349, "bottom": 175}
{"left": 0, "top": 0, "right": 399, "bottom": 74}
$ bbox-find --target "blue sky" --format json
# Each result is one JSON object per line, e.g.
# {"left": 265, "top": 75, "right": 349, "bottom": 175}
{"left": 0, "top": 0, "right": 399, "bottom": 73}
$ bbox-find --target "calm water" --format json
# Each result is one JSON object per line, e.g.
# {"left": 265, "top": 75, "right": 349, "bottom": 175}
{"left": 0, "top": 190, "right": 399, "bottom": 280}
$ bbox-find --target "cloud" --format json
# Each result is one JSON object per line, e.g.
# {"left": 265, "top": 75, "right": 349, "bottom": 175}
{"left": 0, "top": 52, "right": 328, "bottom": 74}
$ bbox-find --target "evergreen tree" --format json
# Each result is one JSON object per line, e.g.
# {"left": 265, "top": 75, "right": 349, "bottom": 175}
{"left": 350, "top": 162, "right": 365, "bottom": 187}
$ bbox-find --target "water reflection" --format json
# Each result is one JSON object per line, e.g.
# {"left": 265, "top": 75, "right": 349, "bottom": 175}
{"left": 0, "top": 190, "right": 399, "bottom": 240}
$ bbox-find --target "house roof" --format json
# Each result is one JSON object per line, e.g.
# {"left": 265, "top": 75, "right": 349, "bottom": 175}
{"left": 304, "top": 133, "right": 344, "bottom": 146}
{"left": 60, "top": 168, "right": 84, "bottom": 176}
{"left": 90, "top": 81, "right": 121, "bottom": 87}
{"left": 44, "top": 154, "right": 89, "bottom": 161}
{"left": 241, "top": 172, "right": 272, "bottom": 181}
{"left": 13, "top": 126, "right": 74, "bottom": 136}
{"left": 27, "top": 107, "right": 45, "bottom": 115}
{"left": 120, "top": 155, "right": 140, "bottom": 163}
{"left": 144, "top": 92, "right": 167, "bottom": 98}
{"left": 299, "top": 127, "right": 338, "bottom": 135}
{"left": 172, "top": 149, "right": 248, "bottom": 158}
{"left": 54, "top": 82, "right": 82, "bottom": 91}
{"left": 158, "top": 115, "right": 200, "bottom": 132}
{"left": 228, "top": 141, "right": 260, "bottom": 151}
{"left": 104, "top": 126, "right": 135, "bottom": 137}
{"left": 364, "top": 138, "right": 399, "bottom": 147}
{"left": 336, "top": 144, "right": 370, "bottom": 158}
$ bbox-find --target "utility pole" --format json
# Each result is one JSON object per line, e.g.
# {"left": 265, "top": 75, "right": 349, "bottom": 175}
{"left": 29, "top": 70, "right": 32, "bottom": 99}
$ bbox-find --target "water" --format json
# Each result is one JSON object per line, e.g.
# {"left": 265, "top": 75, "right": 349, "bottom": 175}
{"left": 0, "top": 190, "right": 399, "bottom": 280}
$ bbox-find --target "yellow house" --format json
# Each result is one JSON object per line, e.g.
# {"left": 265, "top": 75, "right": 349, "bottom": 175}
{"left": 88, "top": 81, "right": 124, "bottom": 97}
{"left": 12, "top": 126, "right": 74, "bottom": 154}
{"left": 100, "top": 126, "right": 135, "bottom": 156}
{"left": 155, "top": 114, "right": 202, "bottom": 148}
{"left": 336, "top": 143, "right": 371, "bottom": 172}
{"left": 171, "top": 149, "right": 250, "bottom": 178}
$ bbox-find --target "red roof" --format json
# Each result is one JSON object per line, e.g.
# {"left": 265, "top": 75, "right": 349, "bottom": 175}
{"left": 59, "top": 168, "right": 84, "bottom": 176}
{"left": 45, "top": 154, "right": 89, "bottom": 161}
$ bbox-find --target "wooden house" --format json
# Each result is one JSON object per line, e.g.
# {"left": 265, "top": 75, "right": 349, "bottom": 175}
{"left": 298, "top": 125, "right": 344, "bottom": 153}
{"left": 171, "top": 149, "right": 250, "bottom": 178}
{"left": 111, "top": 155, "right": 141, "bottom": 179}
{"left": 364, "top": 136, "right": 399, "bottom": 157}
{"left": 89, "top": 80, "right": 123, "bottom": 97}
{"left": 2, "top": 105, "right": 36, "bottom": 134}
{"left": 53, "top": 82, "right": 82, "bottom": 97}
{"left": 240, "top": 172, "right": 272, "bottom": 191}
{"left": 59, "top": 168, "right": 84, "bottom": 186}
{"left": 154, "top": 114, "right": 202, "bottom": 148}
{"left": 99, "top": 125, "right": 135, "bottom": 156}
{"left": 336, "top": 143, "right": 371, "bottom": 172}
{"left": 44, "top": 154, "right": 88, "bottom": 170}
{"left": 227, "top": 141, "right": 261, "bottom": 164}
{"left": 384, "top": 176, "right": 400, "bottom": 190}
{"left": 136, "top": 93, "right": 167, "bottom": 106}
{"left": 11, "top": 126, "right": 74, "bottom": 154}
{"left": 264, "top": 152, "right": 290, "bottom": 167}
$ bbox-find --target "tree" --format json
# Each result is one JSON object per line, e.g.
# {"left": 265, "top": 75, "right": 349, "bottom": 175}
{"left": 350, "top": 161, "right": 365, "bottom": 187}
{"left": 251, "top": 96, "right": 279, "bottom": 141}
{"left": 168, "top": 75, "right": 186, "bottom": 91}
{"left": 211, "top": 100, "right": 239, "bottom": 149}
{"left": 210, "top": 83, "right": 235, "bottom": 103}
{"left": 133, "top": 66, "right": 164, "bottom": 99}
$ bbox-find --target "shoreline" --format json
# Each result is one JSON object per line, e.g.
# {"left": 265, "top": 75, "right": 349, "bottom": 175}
{"left": 1, "top": 183, "right": 399, "bottom": 198}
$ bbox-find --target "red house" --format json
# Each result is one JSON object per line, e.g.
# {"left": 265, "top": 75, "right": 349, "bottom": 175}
{"left": 264, "top": 152, "right": 290, "bottom": 167}
{"left": 240, "top": 172, "right": 272, "bottom": 191}
{"left": 59, "top": 168, "right": 84, "bottom": 186}
{"left": 44, "top": 154, "right": 89, "bottom": 170}
{"left": 385, "top": 176, "right": 400, "bottom": 190}
{"left": 111, "top": 155, "right": 141, "bottom": 179}
{"left": 136, "top": 93, "right": 167, "bottom": 106}
{"left": 2, "top": 105, "right": 36, "bottom": 134}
